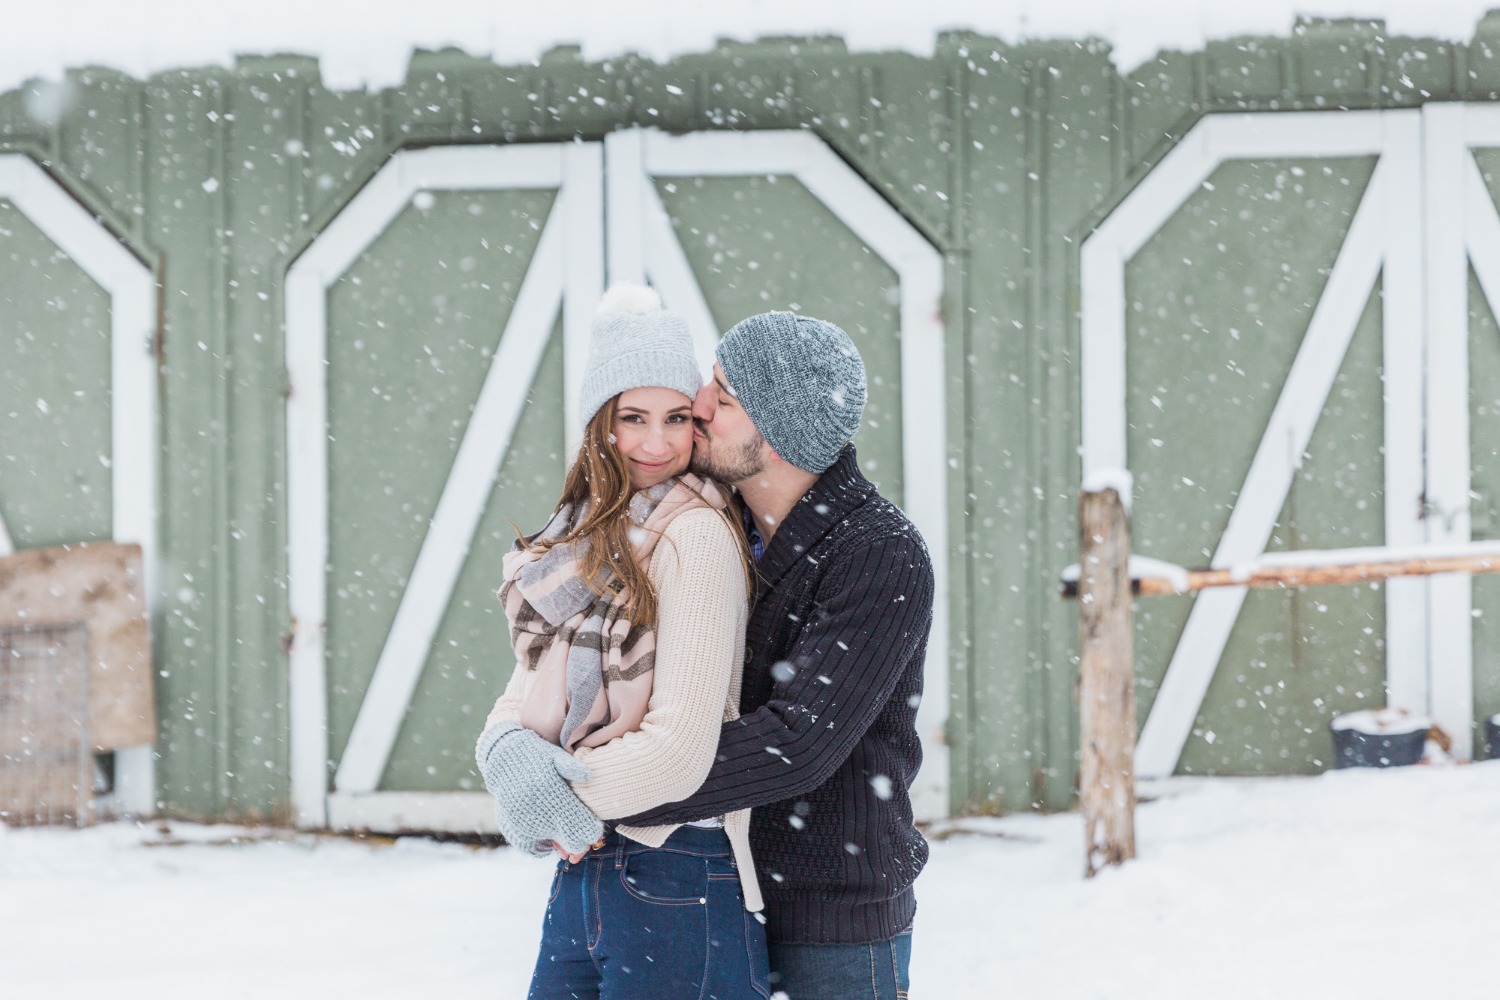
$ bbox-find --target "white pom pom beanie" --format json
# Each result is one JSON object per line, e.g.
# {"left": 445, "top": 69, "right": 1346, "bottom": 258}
{"left": 577, "top": 283, "right": 702, "bottom": 428}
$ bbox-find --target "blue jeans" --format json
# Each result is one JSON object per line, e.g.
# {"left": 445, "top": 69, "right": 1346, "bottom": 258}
{"left": 767, "top": 924, "right": 913, "bottom": 1000}
{"left": 528, "top": 825, "right": 771, "bottom": 999}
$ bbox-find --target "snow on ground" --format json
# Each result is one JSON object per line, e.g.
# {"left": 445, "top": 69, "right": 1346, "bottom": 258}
{"left": 3, "top": 761, "right": 1496, "bottom": 999}
{"left": 8, "top": 0, "right": 1500, "bottom": 97}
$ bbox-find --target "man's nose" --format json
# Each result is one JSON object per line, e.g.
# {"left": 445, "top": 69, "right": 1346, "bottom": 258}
{"left": 692, "top": 385, "right": 715, "bottom": 424}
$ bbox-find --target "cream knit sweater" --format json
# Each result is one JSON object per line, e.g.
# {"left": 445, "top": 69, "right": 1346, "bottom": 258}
{"left": 484, "top": 506, "right": 761, "bottom": 911}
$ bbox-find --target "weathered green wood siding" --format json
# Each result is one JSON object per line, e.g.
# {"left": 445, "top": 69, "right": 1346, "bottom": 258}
{"left": 0, "top": 201, "right": 113, "bottom": 548}
{"left": 3, "top": 15, "right": 1500, "bottom": 820}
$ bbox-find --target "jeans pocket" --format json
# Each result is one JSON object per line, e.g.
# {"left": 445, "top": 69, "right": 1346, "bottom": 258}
{"left": 619, "top": 848, "right": 708, "bottom": 906}
{"left": 744, "top": 910, "right": 773, "bottom": 999}
{"left": 546, "top": 860, "right": 566, "bottom": 906}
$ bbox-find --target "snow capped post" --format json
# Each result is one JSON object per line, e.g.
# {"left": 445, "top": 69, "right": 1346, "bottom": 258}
{"left": 1077, "top": 478, "right": 1137, "bottom": 877}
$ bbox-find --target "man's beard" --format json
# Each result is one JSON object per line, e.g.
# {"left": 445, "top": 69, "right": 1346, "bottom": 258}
{"left": 690, "top": 426, "right": 767, "bottom": 483}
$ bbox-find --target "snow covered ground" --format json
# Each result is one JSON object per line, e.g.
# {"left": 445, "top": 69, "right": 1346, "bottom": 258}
{"left": 4, "top": 761, "right": 1496, "bottom": 999}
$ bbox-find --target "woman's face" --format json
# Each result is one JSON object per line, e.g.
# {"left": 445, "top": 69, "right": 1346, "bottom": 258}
{"left": 613, "top": 386, "right": 695, "bottom": 489}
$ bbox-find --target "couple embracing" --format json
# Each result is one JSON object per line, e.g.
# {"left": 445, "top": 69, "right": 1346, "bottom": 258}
{"left": 476, "top": 283, "right": 934, "bottom": 999}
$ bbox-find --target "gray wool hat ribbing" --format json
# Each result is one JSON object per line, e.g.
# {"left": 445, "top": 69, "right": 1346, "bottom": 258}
{"left": 715, "top": 311, "right": 866, "bottom": 474}
{"left": 578, "top": 283, "right": 702, "bottom": 428}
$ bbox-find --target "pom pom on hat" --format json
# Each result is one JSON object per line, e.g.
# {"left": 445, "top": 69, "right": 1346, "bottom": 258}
{"left": 595, "top": 282, "right": 667, "bottom": 318}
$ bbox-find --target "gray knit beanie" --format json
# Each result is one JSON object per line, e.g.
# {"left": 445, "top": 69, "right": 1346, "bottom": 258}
{"left": 714, "top": 311, "right": 866, "bottom": 474}
{"left": 578, "top": 283, "right": 701, "bottom": 427}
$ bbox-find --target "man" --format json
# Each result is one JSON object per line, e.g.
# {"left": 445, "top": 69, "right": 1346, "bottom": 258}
{"left": 480, "top": 310, "right": 934, "bottom": 998}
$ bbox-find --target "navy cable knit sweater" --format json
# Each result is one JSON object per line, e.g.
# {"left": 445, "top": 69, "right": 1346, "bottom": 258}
{"left": 625, "top": 446, "right": 934, "bottom": 945}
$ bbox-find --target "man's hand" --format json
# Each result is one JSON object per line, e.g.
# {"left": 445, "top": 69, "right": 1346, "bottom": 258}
{"left": 474, "top": 721, "right": 603, "bottom": 857}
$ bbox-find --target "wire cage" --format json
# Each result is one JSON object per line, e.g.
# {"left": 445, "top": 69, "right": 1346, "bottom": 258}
{"left": 0, "top": 622, "right": 92, "bottom": 827}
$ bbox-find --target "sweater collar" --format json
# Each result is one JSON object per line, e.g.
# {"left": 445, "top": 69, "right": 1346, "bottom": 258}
{"left": 752, "top": 445, "right": 874, "bottom": 598}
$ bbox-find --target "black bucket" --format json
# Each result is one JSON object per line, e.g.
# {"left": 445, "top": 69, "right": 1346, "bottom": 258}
{"left": 1331, "top": 725, "right": 1428, "bottom": 769}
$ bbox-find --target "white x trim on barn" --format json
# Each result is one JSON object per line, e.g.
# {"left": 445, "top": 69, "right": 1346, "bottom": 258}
{"left": 285, "top": 144, "right": 602, "bottom": 829}
{"left": 1082, "top": 106, "right": 1499, "bottom": 774}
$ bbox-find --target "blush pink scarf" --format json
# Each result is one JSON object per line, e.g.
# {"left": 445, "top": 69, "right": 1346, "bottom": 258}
{"left": 499, "top": 473, "right": 730, "bottom": 751}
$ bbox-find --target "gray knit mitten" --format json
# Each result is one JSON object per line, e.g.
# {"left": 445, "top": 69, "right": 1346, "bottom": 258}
{"left": 475, "top": 720, "right": 603, "bottom": 857}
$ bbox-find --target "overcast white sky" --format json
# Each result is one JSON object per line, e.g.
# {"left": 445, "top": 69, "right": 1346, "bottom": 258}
{"left": 8, "top": 0, "right": 1500, "bottom": 95}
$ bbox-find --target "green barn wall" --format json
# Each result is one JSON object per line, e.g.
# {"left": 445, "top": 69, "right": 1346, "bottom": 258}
{"left": 0, "top": 200, "right": 114, "bottom": 549}
{"left": 4, "top": 15, "right": 1500, "bottom": 821}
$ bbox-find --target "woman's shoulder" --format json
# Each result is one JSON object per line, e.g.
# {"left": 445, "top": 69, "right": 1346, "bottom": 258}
{"left": 659, "top": 504, "right": 739, "bottom": 548}
{"left": 649, "top": 505, "right": 743, "bottom": 581}
{"left": 650, "top": 511, "right": 748, "bottom": 615}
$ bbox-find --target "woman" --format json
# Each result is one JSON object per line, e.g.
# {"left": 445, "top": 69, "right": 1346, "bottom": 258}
{"left": 475, "top": 283, "right": 768, "bottom": 999}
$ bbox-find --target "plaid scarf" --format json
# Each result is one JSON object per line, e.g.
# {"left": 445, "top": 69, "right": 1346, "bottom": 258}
{"left": 500, "top": 473, "right": 730, "bottom": 751}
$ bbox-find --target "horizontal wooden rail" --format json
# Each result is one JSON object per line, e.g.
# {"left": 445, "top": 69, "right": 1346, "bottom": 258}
{"left": 1061, "top": 543, "right": 1500, "bottom": 598}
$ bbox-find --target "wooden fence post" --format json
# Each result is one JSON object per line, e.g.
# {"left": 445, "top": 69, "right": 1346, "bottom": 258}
{"left": 1078, "top": 487, "right": 1137, "bottom": 877}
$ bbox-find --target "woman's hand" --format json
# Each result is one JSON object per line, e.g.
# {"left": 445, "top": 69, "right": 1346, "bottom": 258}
{"left": 552, "top": 840, "right": 587, "bottom": 864}
{"left": 474, "top": 721, "right": 603, "bottom": 857}
{"left": 552, "top": 833, "right": 606, "bottom": 863}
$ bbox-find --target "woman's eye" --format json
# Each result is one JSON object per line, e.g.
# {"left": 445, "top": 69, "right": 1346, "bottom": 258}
{"left": 667, "top": 413, "right": 689, "bottom": 423}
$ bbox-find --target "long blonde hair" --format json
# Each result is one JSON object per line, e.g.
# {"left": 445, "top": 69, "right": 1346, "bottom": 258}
{"left": 523, "top": 396, "right": 758, "bottom": 624}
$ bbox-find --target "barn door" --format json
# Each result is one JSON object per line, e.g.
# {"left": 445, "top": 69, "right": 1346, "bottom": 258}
{"left": 0, "top": 154, "right": 158, "bottom": 813}
{"left": 287, "top": 143, "right": 602, "bottom": 829}
{"left": 1081, "top": 105, "right": 1493, "bottom": 778}
{"left": 288, "top": 131, "right": 949, "bottom": 831}
{"left": 603, "top": 129, "right": 949, "bottom": 820}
